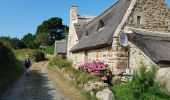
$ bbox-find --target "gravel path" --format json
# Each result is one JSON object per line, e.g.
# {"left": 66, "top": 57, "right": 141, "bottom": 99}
{"left": 1, "top": 61, "right": 69, "bottom": 100}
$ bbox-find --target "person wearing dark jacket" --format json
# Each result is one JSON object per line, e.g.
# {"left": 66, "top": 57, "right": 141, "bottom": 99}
{"left": 24, "top": 55, "right": 31, "bottom": 76}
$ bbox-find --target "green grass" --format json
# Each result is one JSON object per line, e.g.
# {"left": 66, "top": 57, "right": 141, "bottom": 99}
{"left": 14, "top": 49, "right": 36, "bottom": 60}
{"left": 0, "top": 43, "right": 23, "bottom": 95}
{"left": 14, "top": 49, "right": 46, "bottom": 62}
{"left": 39, "top": 45, "right": 54, "bottom": 55}
{"left": 48, "top": 56, "right": 100, "bottom": 100}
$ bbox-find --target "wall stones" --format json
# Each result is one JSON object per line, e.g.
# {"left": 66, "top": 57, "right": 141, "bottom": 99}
{"left": 156, "top": 67, "right": 170, "bottom": 95}
{"left": 126, "top": 0, "right": 170, "bottom": 32}
{"left": 129, "top": 43, "right": 153, "bottom": 71}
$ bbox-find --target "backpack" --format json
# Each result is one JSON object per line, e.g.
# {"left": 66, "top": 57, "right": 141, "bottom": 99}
{"left": 24, "top": 58, "right": 30, "bottom": 65}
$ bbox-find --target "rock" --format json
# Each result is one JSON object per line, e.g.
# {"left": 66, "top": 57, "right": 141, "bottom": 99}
{"left": 156, "top": 68, "right": 170, "bottom": 95}
{"left": 112, "top": 76, "right": 121, "bottom": 84}
{"left": 112, "top": 69, "right": 123, "bottom": 76}
{"left": 83, "top": 81, "right": 96, "bottom": 91}
{"left": 96, "top": 87, "right": 115, "bottom": 100}
{"left": 95, "top": 81, "right": 108, "bottom": 89}
{"left": 121, "top": 76, "right": 128, "bottom": 82}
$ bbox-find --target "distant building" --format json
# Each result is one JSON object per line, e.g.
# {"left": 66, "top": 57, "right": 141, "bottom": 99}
{"left": 54, "top": 40, "right": 67, "bottom": 59}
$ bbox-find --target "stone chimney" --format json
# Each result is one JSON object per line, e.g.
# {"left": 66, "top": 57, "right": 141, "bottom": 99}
{"left": 70, "top": 6, "right": 78, "bottom": 24}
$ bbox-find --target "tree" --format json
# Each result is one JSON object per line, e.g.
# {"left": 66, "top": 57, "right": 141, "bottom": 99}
{"left": 35, "top": 17, "right": 69, "bottom": 45}
{"left": 0, "top": 36, "right": 26, "bottom": 49}
{"left": 22, "top": 33, "right": 36, "bottom": 49}
{"left": 11, "top": 38, "right": 25, "bottom": 49}
{"left": 34, "top": 32, "right": 48, "bottom": 47}
{"left": 0, "top": 36, "right": 12, "bottom": 47}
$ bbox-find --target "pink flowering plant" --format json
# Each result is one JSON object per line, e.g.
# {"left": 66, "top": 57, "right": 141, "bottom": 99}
{"left": 78, "top": 61, "right": 112, "bottom": 84}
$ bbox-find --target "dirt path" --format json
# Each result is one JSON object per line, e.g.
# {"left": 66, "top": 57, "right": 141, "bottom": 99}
{"left": 1, "top": 61, "right": 69, "bottom": 100}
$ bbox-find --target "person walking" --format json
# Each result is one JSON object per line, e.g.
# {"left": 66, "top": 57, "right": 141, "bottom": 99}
{"left": 24, "top": 55, "right": 31, "bottom": 76}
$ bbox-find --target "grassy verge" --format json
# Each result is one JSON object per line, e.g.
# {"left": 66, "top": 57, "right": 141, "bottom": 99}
{"left": 48, "top": 56, "right": 100, "bottom": 100}
{"left": 14, "top": 49, "right": 36, "bottom": 60}
{"left": 14, "top": 49, "right": 46, "bottom": 62}
{"left": 0, "top": 43, "right": 23, "bottom": 95}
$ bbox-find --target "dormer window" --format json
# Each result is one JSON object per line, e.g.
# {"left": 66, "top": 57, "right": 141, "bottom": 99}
{"left": 85, "top": 31, "right": 89, "bottom": 36}
{"left": 137, "top": 16, "right": 141, "bottom": 25}
{"left": 97, "top": 20, "right": 105, "bottom": 31}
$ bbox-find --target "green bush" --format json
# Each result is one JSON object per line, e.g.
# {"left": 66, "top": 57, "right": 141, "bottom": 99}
{"left": 39, "top": 45, "right": 54, "bottom": 55}
{"left": 32, "top": 50, "right": 46, "bottom": 62}
{"left": 0, "top": 42, "right": 23, "bottom": 95}
{"left": 111, "top": 64, "right": 170, "bottom": 100}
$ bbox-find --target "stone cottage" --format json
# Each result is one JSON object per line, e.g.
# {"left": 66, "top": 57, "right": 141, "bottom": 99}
{"left": 67, "top": 0, "right": 170, "bottom": 71}
{"left": 54, "top": 40, "right": 67, "bottom": 59}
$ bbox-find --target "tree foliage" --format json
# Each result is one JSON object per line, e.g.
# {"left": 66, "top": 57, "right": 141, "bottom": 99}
{"left": 22, "top": 33, "right": 36, "bottom": 49}
{"left": 0, "top": 37, "right": 12, "bottom": 47}
{"left": 35, "top": 17, "right": 69, "bottom": 45}
{"left": 11, "top": 38, "right": 25, "bottom": 49}
{"left": 0, "top": 37, "right": 25, "bottom": 49}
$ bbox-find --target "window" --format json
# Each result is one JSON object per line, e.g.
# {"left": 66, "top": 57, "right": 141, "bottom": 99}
{"left": 137, "top": 16, "right": 141, "bottom": 25}
{"left": 85, "top": 51, "right": 88, "bottom": 62}
{"left": 97, "top": 20, "right": 105, "bottom": 31}
{"left": 85, "top": 31, "right": 89, "bottom": 36}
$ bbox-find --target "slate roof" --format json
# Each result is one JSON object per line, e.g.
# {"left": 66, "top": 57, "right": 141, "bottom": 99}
{"left": 55, "top": 40, "right": 67, "bottom": 54}
{"left": 71, "top": 0, "right": 132, "bottom": 52}
{"left": 128, "top": 28, "right": 170, "bottom": 64}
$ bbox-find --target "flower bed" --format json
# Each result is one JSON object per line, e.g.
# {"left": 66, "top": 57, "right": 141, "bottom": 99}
{"left": 78, "top": 61, "right": 112, "bottom": 85}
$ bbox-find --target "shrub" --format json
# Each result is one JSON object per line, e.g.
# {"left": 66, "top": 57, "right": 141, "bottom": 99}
{"left": 111, "top": 64, "right": 170, "bottom": 100}
{"left": 32, "top": 50, "right": 46, "bottom": 62}
{"left": 48, "top": 56, "right": 72, "bottom": 69}
{"left": 39, "top": 45, "right": 54, "bottom": 55}
{"left": 0, "top": 42, "right": 23, "bottom": 94}
{"left": 78, "top": 61, "right": 112, "bottom": 84}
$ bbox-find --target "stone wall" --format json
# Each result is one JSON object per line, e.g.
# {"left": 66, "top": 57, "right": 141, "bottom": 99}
{"left": 71, "top": 37, "right": 128, "bottom": 70}
{"left": 128, "top": 43, "right": 154, "bottom": 71}
{"left": 111, "top": 37, "right": 128, "bottom": 69}
{"left": 71, "top": 51, "right": 85, "bottom": 68}
{"left": 71, "top": 48, "right": 114, "bottom": 69}
{"left": 126, "top": 0, "right": 170, "bottom": 32}
{"left": 87, "top": 47, "right": 114, "bottom": 67}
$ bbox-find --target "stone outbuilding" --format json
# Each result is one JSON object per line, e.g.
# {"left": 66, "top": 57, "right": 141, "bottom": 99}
{"left": 67, "top": 0, "right": 170, "bottom": 70}
{"left": 54, "top": 40, "right": 67, "bottom": 59}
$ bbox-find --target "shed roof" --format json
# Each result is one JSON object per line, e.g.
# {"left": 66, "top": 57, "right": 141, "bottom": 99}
{"left": 71, "top": 0, "right": 132, "bottom": 52}
{"left": 55, "top": 40, "right": 67, "bottom": 54}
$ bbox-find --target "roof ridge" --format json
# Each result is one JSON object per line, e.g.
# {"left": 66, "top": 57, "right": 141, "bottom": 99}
{"left": 85, "top": 0, "right": 121, "bottom": 25}
{"left": 130, "top": 27, "right": 170, "bottom": 38}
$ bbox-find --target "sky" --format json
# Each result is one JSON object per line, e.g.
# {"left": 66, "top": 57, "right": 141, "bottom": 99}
{"left": 0, "top": 0, "right": 170, "bottom": 38}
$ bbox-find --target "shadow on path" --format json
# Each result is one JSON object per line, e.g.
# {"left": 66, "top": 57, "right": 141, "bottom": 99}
{"left": 1, "top": 63, "right": 68, "bottom": 100}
